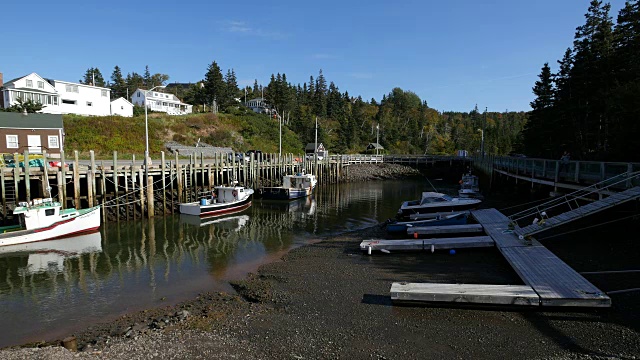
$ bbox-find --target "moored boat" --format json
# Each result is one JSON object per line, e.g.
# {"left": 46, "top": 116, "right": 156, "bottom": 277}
{"left": 386, "top": 212, "right": 468, "bottom": 233}
{"left": 179, "top": 184, "right": 254, "bottom": 217}
{"left": 397, "top": 192, "right": 481, "bottom": 219}
{"left": 259, "top": 172, "right": 317, "bottom": 200}
{"left": 0, "top": 198, "right": 101, "bottom": 247}
{"left": 458, "top": 172, "right": 482, "bottom": 199}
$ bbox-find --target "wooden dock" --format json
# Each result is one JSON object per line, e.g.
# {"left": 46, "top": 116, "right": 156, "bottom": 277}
{"left": 407, "top": 224, "right": 484, "bottom": 236}
{"left": 391, "top": 283, "right": 539, "bottom": 306}
{"left": 360, "top": 236, "right": 494, "bottom": 252}
{"left": 389, "top": 208, "right": 611, "bottom": 308}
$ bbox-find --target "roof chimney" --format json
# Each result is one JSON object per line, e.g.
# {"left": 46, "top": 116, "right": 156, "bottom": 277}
{"left": 0, "top": 72, "right": 3, "bottom": 87}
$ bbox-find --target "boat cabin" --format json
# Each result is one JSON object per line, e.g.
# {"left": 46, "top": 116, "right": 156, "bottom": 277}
{"left": 12, "top": 198, "right": 75, "bottom": 230}
{"left": 283, "top": 174, "right": 315, "bottom": 189}
{"left": 213, "top": 187, "right": 247, "bottom": 203}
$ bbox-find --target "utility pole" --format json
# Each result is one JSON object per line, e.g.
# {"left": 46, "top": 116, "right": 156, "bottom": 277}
{"left": 376, "top": 123, "right": 380, "bottom": 156}
{"left": 482, "top": 107, "right": 487, "bottom": 158}
{"left": 314, "top": 116, "right": 318, "bottom": 175}
{"left": 279, "top": 113, "right": 282, "bottom": 157}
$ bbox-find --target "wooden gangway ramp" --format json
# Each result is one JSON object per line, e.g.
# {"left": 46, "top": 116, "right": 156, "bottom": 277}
{"left": 515, "top": 186, "right": 640, "bottom": 237}
{"left": 391, "top": 283, "right": 539, "bottom": 306}
{"left": 473, "top": 208, "right": 610, "bottom": 307}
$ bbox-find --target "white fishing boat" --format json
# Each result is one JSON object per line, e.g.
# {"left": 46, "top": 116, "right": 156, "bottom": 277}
{"left": 179, "top": 184, "right": 254, "bottom": 217}
{"left": 0, "top": 198, "right": 101, "bottom": 247}
{"left": 397, "top": 192, "right": 482, "bottom": 219}
{"left": 259, "top": 172, "right": 317, "bottom": 200}
{"left": 458, "top": 172, "right": 482, "bottom": 199}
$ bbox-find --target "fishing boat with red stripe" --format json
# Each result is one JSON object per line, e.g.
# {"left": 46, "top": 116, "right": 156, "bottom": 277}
{"left": 179, "top": 184, "right": 254, "bottom": 217}
{"left": 0, "top": 198, "right": 101, "bottom": 247}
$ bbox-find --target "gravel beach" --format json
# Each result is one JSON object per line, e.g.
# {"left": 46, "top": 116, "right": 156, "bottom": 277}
{"left": 1, "top": 164, "right": 638, "bottom": 360}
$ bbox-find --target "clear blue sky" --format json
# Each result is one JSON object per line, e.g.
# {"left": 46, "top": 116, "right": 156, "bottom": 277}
{"left": 0, "top": 0, "right": 627, "bottom": 112}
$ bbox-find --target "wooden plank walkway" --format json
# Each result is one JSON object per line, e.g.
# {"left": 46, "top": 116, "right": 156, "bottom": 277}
{"left": 391, "top": 283, "right": 539, "bottom": 306}
{"left": 472, "top": 208, "right": 611, "bottom": 307}
{"left": 360, "top": 236, "right": 494, "bottom": 253}
{"left": 407, "top": 224, "right": 484, "bottom": 236}
{"left": 516, "top": 186, "right": 640, "bottom": 237}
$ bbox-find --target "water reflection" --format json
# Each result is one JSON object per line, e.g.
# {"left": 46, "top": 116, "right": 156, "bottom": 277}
{"left": 0, "top": 179, "right": 433, "bottom": 348}
{"left": 0, "top": 232, "right": 102, "bottom": 276}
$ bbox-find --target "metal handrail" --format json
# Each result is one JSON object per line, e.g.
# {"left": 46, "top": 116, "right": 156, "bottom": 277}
{"left": 508, "top": 171, "right": 640, "bottom": 226}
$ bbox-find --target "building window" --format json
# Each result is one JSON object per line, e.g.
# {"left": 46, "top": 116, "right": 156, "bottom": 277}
{"left": 101, "top": 90, "right": 107, "bottom": 97}
{"left": 62, "top": 99, "right": 77, "bottom": 105}
{"left": 6, "top": 135, "right": 18, "bottom": 149}
{"left": 87, "top": 101, "right": 93, "bottom": 106}
{"left": 26, "top": 79, "right": 33, "bottom": 87}
{"left": 121, "top": 106, "right": 124, "bottom": 110}
{"left": 65, "top": 85, "right": 72, "bottom": 92}
{"left": 138, "top": 92, "right": 141, "bottom": 98}
{"left": 48, "top": 136, "right": 60, "bottom": 149}
{"left": 37, "top": 81, "right": 44, "bottom": 89}
{"left": 53, "top": 97, "right": 58, "bottom": 105}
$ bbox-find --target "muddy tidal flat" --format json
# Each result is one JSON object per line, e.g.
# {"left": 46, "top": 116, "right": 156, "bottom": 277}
{"left": 1, "top": 222, "right": 638, "bottom": 360}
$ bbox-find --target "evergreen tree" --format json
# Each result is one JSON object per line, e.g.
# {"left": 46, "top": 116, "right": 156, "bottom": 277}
{"left": 314, "top": 69, "right": 327, "bottom": 117}
{"left": 143, "top": 65, "right": 152, "bottom": 88}
{"left": 223, "top": 69, "right": 239, "bottom": 108}
{"left": 523, "top": 63, "right": 555, "bottom": 157}
{"left": 80, "top": 67, "right": 106, "bottom": 87}
{"left": 110, "top": 66, "right": 127, "bottom": 99}
{"left": 203, "top": 61, "right": 225, "bottom": 112}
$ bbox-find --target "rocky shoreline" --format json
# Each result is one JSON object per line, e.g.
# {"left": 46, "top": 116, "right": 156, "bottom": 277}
{"left": 2, "top": 221, "right": 639, "bottom": 359}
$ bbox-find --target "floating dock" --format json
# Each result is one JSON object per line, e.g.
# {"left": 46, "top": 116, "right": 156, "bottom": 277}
{"left": 386, "top": 208, "right": 611, "bottom": 308}
{"left": 361, "top": 237, "right": 493, "bottom": 252}
{"left": 407, "top": 224, "right": 484, "bottom": 236}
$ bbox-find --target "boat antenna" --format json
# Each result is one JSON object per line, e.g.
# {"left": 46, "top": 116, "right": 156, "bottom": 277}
{"left": 426, "top": 177, "right": 438, "bottom": 192}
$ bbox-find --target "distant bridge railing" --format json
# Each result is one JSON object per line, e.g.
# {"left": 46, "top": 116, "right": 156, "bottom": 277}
{"left": 485, "top": 156, "right": 640, "bottom": 190}
{"left": 329, "top": 154, "right": 471, "bottom": 165}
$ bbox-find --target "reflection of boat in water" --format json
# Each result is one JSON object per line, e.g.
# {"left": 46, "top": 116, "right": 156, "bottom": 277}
{"left": 0, "top": 231, "right": 102, "bottom": 274}
{"left": 179, "top": 214, "right": 250, "bottom": 231}
{"left": 259, "top": 196, "right": 316, "bottom": 216}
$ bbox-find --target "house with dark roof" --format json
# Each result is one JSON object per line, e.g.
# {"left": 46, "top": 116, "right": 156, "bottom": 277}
{"left": 305, "top": 143, "right": 327, "bottom": 159}
{"left": 0, "top": 112, "right": 64, "bottom": 157}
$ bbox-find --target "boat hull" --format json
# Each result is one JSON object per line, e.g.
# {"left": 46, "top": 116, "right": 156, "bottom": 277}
{"left": 387, "top": 213, "right": 468, "bottom": 233}
{"left": 260, "top": 185, "right": 315, "bottom": 200}
{"left": 179, "top": 196, "right": 252, "bottom": 217}
{"left": 0, "top": 207, "right": 101, "bottom": 247}
{"left": 397, "top": 202, "right": 480, "bottom": 220}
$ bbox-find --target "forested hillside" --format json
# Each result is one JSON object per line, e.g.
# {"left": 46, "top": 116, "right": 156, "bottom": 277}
{"left": 525, "top": 0, "right": 640, "bottom": 161}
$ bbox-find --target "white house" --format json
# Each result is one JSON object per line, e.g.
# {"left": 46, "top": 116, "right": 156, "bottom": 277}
{"left": 110, "top": 97, "right": 134, "bottom": 117}
{"left": 1, "top": 72, "right": 111, "bottom": 116}
{"left": 1, "top": 73, "right": 60, "bottom": 111}
{"left": 47, "top": 79, "right": 111, "bottom": 116}
{"left": 130, "top": 89, "right": 192, "bottom": 115}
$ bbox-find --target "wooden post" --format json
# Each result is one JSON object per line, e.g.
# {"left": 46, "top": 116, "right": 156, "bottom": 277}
{"left": 24, "top": 150, "right": 31, "bottom": 202}
{"left": 131, "top": 162, "right": 136, "bottom": 220}
{"left": 89, "top": 150, "right": 96, "bottom": 207}
{"left": 139, "top": 168, "right": 144, "bottom": 216}
{"left": 123, "top": 164, "right": 129, "bottom": 221}
{"left": 41, "top": 151, "right": 49, "bottom": 198}
{"left": 176, "top": 151, "right": 182, "bottom": 204}
{"left": 72, "top": 151, "right": 80, "bottom": 208}
{"left": 207, "top": 164, "right": 212, "bottom": 191}
{"left": 200, "top": 152, "right": 205, "bottom": 196}
{"left": 575, "top": 161, "right": 581, "bottom": 183}
{"left": 170, "top": 160, "right": 175, "bottom": 212}
{"left": 146, "top": 170, "right": 154, "bottom": 219}
{"left": 56, "top": 171, "right": 63, "bottom": 207}
{"left": 60, "top": 150, "right": 67, "bottom": 208}
{"left": 113, "top": 151, "right": 119, "bottom": 220}
{"left": 101, "top": 161, "right": 107, "bottom": 223}
{"left": 161, "top": 151, "right": 166, "bottom": 214}
{"left": 1, "top": 170, "right": 6, "bottom": 219}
